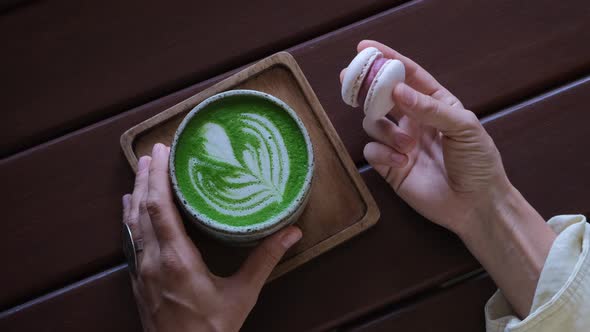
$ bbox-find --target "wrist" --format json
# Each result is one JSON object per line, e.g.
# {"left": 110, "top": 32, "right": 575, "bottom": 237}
{"left": 456, "top": 178, "right": 522, "bottom": 242}
{"left": 459, "top": 180, "right": 553, "bottom": 257}
{"left": 456, "top": 179, "right": 556, "bottom": 318}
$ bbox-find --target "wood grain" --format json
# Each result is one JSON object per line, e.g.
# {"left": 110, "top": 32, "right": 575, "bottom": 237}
{"left": 4, "top": 0, "right": 590, "bottom": 157}
{"left": 291, "top": 0, "right": 590, "bottom": 165}
{"left": 483, "top": 77, "right": 590, "bottom": 219}
{"left": 2, "top": 77, "right": 588, "bottom": 331}
{"left": 121, "top": 52, "right": 380, "bottom": 281}
{"left": 347, "top": 275, "right": 496, "bottom": 332}
{"left": 0, "top": 265, "right": 142, "bottom": 332}
{"left": 1, "top": 0, "right": 590, "bottom": 310}
{"left": 0, "top": 0, "right": 405, "bottom": 156}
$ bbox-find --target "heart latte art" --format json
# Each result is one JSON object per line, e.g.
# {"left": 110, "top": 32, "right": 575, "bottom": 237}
{"left": 172, "top": 91, "right": 313, "bottom": 231}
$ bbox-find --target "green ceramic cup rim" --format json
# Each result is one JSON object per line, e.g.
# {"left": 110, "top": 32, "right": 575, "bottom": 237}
{"left": 169, "top": 89, "right": 314, "bottom": 242}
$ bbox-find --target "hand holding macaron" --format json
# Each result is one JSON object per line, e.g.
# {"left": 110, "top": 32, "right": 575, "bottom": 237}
{"left": 340, "top": 40, "right": 557, "bottom": 320}
{"left": 340, "top": 40, "right": 508, "bottom": 236}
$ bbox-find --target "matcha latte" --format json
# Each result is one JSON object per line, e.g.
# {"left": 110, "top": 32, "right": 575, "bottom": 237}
{"left": 170, "top": 90, "right": 314, "bottom": 244}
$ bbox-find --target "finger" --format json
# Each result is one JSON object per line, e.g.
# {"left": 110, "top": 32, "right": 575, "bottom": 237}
{"left": 364, "top": 142, "right": 411, "bottom": 191}
{"left": 138, "top": 160, "right": 161, "bottom": 268}
{"left": 122, "top": 194, "right": 134, "bottom": 251}
{"left": 130, "top": 156, "right": 151, "bottom": 220}
{"left": 235, "top": 226, "right": 302, "bottom": 290}
{"left": 127, "top": 156, "right": 151, "bottom": 243}
{"left": 122, "top": 194, "right": 131, "bottom": 224}
{"left": 363, "top": 117, "right": 415, "bottom": 154}
{"left": 339, "top": 68, "right": 346, "bottom": 84}
{"left": 357, "top": 40, "right": 461, "bottom": 106}
{"left": 147, "top": 143, "right": 188, "bottom": 247}
{"left": 393, "top": 83, "right": 477, "bottom": 135}
{"left": 363, "top": 141, "right": 408, "bottom": 168}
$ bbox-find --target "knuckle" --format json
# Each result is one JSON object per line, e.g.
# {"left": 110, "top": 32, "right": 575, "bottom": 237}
{"left": 160, "top": 247, "right": 190, "bottom": 277}
{"left": 461, "top": 110, "right": 480, "bottom": 128}
{"left": 417, "top": 94, "right": 438, "bottom": 117}
{"left": 425, "top": 98, "right": 440, "bottom": 116}
{"left": 139, "top": 262, "right": 159, "bottom": 281}
{"left": 260, "top": 241, "right": 282, "bottom": 266}
{"left": 145, "top": 197, "right": 162, "bottom": 218}
{"left": 136, "top": 166, "right": 149, "bottom": 178}
{"left": 149, "top": 167, "right": 168, "bottom": 180}
{"left": 126, "top": 212, "right": 139, "bottom": 226}
{"left": 449, "top": 97, "right": 464, "bottom": 109}
{"left": 406, "top": 92, "right": 419, "bottom": 110}
{"left": 133, "top": 171, "right": 149, "bottom": 190}
{"left": 139, "top": 200, "right": 149, "bottom": 217}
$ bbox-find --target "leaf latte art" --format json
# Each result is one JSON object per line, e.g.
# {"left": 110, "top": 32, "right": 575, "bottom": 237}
{"left": 172, "top": 92, "right": 312, "bottom": 229}
{"left": 188, "top": 113, "right": 290, "bottom": 217}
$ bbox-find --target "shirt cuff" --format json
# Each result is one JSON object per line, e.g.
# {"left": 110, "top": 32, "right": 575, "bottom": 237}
{"left": 485, "top": 215, "right": 589, "bottom": 332}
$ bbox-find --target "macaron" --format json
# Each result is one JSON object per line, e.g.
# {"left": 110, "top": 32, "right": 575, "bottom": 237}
{"left": 341, "top": 47, "right": 405, "bottom": 119}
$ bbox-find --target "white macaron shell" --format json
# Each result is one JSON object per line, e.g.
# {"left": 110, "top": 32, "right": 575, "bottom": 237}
{"left": 364, "top": 59, "right": 405, "bottom": 119}
{"left": 341, "top": 47, "right": 381, "bottom": 107}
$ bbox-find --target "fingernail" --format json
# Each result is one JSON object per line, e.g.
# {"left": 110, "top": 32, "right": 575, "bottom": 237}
{"left": 122, "top": 194, "right": 131, "bottom": 208}
{"left": 390, "top": 153, "right": 407, "bottom": 166}
{"left": 397, "top": 83, "right": 416, "bottom": 106}
{"left": 396, "top": 133, "right": 414, "bottom": 148}
{"left": 138, "top": 156, "right": 150, "bottom": 171}
{"left": 152, "top": 143, "right": 163, "bottom": 155}
{"left": 280, "top": 227, "right": 302, "bottom": 248}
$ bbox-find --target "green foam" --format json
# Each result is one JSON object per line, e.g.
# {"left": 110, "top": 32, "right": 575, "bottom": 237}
{"left": 174, "top": 94, "right": 309, "bottom": 227}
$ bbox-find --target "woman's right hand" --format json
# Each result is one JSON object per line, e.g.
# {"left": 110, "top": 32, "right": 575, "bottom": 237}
{"left": 344, "top": 40, "right": 508, "bottom": 236}
{"left": 341, "top": 40, "right": 556, "bottom": 318}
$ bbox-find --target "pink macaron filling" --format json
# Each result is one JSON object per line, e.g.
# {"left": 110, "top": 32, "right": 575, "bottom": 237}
{"left": 357, "top": 55, "right": 388, "bottom": 107}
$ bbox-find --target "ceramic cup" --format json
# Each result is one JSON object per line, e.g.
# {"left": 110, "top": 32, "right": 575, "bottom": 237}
{"left": 169, "top": 89, "right": 314, "bottom": 245}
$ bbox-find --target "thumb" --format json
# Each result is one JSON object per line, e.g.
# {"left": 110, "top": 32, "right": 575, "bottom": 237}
{"left": 393, "top": 83, "right": 477, "bottom": 135}
{"left": 235, "top": 226, "right": 302, "bottom": 289}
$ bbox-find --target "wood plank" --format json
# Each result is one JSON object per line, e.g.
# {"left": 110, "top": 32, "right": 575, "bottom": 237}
{"left": 4, "top": 0, "right": 589, "bottom": 158}
{"left": 0, "top": 266, "right": 142, "bottom": 332}
{"left": 485, "top": 83, "right": 590, "bottom": 218}
{"left": 1, "top": 0, "right": 590, "bottom": 310}
{"left": 293, "top": 0, "right": 590, "bottom": 165}
{"left": 0, "top": 0, "right": 32, "bottom": 13}
{"left": 0, "top": 0, "right": 405, "bottom": 156}
{"left": 0, "top": 77, "right": 220, "bottom": 309}
{"left": 2, "top": 77, "right": 588, "bottom": 330}
{"left": 346, "top": 275, "right": 496, "bottom": 332}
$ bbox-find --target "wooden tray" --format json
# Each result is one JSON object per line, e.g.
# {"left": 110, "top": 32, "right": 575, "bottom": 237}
{"left": 120, "top": 52, "right": 379, "bottom": 281}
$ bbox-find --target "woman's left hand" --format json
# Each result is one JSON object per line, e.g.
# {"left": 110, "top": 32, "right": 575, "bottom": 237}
{"left": 122, "top": 143, "right": 302, "bottom": 332}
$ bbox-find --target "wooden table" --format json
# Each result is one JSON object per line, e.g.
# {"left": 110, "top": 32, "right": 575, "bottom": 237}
{"left": 1, "top": 1, "right": 589, "bottom": 330}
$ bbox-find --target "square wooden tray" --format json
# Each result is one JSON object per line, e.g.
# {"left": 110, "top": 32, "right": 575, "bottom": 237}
{"left": 120, "top": 52, "right": 379, "bottom": 281}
